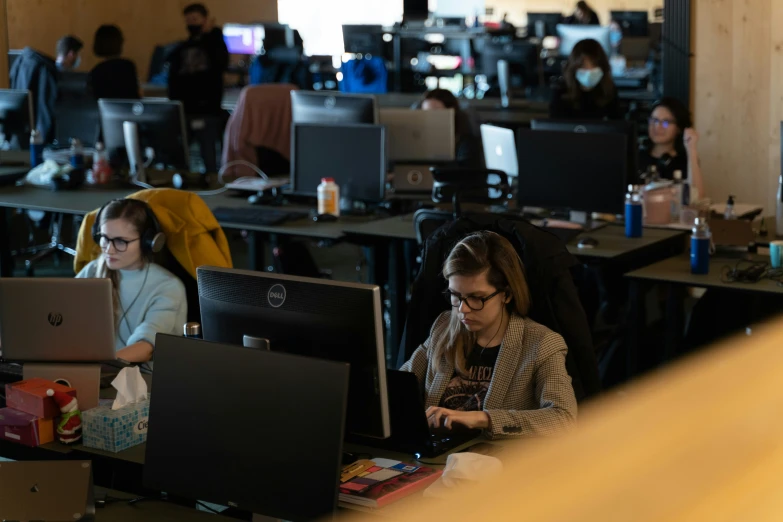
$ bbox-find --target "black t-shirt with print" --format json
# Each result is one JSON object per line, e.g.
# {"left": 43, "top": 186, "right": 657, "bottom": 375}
{"left": 440, "top": 345, "right": 500, "bottom": 411}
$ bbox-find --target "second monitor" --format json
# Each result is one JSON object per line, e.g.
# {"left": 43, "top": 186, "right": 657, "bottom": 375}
{"left": 290, "top": 91, "right": 378, "bottom": 125}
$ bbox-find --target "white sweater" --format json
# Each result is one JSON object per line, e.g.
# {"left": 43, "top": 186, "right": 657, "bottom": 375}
{"left": 76, "top": 260, "right": 187, "bottom": 351}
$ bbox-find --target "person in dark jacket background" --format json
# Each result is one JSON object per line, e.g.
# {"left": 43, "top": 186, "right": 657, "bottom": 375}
{"left": 10, "top": 35, "right": 83, "bottom": 144}
{"left": 88, "top": 25, "right": 140, "bottom": 100}
{"left": 167, "top": 3, "right": 229, "bottom": 116}
{"left": 419, "top": 89, "right": 483, "bottom": 169}
{"left": 563, "top": 1, "right": 601, "bottom": 25}
{"left": 549, "top": 39, "right": 620, "bottom": 120}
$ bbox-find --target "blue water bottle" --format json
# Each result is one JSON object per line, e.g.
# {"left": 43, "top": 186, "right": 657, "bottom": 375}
{"left": 29, "top": 129, "right": 44, "bottom": 168}
{"left": 69, "top": 138, "right": 84, "bottom": 169}
{"left": 690, "top": 217, "right": 711, "bottom": 275}
{"left": 625, "top": 184, "right": 643, "bottom": 238}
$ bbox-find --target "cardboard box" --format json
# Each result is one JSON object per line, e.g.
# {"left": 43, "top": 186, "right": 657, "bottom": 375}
{"left": 6, "top": 379, "right": 77, "bottom": 419}
{"left": 0, "top": 408, "right": 55, "bottom": 447}
{"left": 82, "top": 398, "right": 149, "bottom": 453}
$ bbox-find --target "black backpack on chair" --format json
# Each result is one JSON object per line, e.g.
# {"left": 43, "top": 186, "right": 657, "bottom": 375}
{"left": 399, "top": 213, "right": 601, "bottom": 403}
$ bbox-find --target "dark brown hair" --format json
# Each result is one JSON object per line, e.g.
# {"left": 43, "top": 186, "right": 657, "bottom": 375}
{"left": 563, "top": 39, "right": 615, "bottom": 108}
{"left": 420, "top": 88, "right": 471, "bottom": 139}
{"left": 183, "top": 3, "right": 208, "bottom": 17}
{"left": 93, "top": 25, "right": 124, "bottom": 58}
{"left": 434, "top": 231, "right": 531, "bottom": 375}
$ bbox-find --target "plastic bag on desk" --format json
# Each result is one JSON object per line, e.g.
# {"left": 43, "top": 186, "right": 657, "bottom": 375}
{"left": 24, "top": 160, "right": 71, "bottom": 187}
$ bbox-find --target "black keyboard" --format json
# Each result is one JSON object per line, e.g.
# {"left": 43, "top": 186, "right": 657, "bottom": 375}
{"left": 212, "top": 207, "right": 311, "bottom": 226}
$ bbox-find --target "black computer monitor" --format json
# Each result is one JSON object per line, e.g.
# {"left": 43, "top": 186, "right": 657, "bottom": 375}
{"left": 222, "top": 23, "right": 264, "bottom": 55}
{"left": 343, "top": 24, "right": 385, "bottom": 56}
{"left": 480, "top": 40, "right": 538, "bottom": 89}
{"left": 290, "top": 91, "right": 378, "bottom": 124}
{"left": 197, "top": 267, "right": 391, "bottom": 439}
{"left": 291, "top": 123, "right": 386, "bottom": 202}
{"left": 516, "top": 128, "right": 627, "bottom": 215}
{"left": 98, "top": 99, "right": 189, "bottom": 170}
{"left": 527, "top": 12, "right": 563, "bottom": 37}
{"left": 144, "top": 335, "right": 349, "bottom": 522}
{"left": 0, "top": 89, "right": 33, "bottom": 150}
{"left": 530, "top": 119, "right": 638, "bottom": 185}
{"left": 611, "top": 11, "right": 649, "bottom": 37}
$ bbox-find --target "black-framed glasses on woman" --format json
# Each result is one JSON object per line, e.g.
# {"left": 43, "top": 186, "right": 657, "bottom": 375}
{"left": 649, "top": 117, "right": 675, "bottom": 129}
{"left": 97, "top": 234, "right": 140, "bottom": 252}
{"left": 444, "top": 289, "right": 503, "bottom": 311}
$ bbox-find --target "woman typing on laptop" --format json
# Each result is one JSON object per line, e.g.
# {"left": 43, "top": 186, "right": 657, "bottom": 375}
{"left": 76, "top": 199, "right": 187, "bottom": 363}
{"left": 400, "top": 232, "right": 576, "bottom": 439}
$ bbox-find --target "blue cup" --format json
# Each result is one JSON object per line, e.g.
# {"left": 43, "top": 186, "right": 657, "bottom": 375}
{"left": 771, "top": 241, "right": 783, "bottom": 269}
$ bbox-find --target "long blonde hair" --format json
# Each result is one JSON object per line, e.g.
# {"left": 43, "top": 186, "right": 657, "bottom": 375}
{"left": 434, "top": 231, "right": 531, "bottom": 375}
{"left": 94, "top": 199, "right": 154, "bottom": 324}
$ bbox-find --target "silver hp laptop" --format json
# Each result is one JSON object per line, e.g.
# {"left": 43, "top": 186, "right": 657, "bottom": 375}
{"left": 481, "top": 124, "right": 519, "bottom": 177}
{"left": 380, "top": 108, "right": 456, "bottom": 162}
{"left": 0, "top": 279, "right": 116, "bottom": 362}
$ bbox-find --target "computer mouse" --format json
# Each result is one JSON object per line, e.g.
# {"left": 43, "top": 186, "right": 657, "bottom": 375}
{"left": 313, "top": 214, "right": 338, "bottom": 223}
{"left": 577, "top": 236, "right": 599, "bottom": 249}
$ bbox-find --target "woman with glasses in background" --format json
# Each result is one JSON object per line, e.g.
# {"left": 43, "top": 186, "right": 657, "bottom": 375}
{"left": 639, "top": 97, "right": 705, "bottom": 200}
{"left": 76, "top": 198, "right": 186, "bottom": 364}
{"left": 400, "top": 231, "right": 577, "bottom": 439}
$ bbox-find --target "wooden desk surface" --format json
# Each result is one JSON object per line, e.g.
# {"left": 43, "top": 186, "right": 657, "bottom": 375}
{"left": 625, "top": 254, "right": 783, "bottom": 294}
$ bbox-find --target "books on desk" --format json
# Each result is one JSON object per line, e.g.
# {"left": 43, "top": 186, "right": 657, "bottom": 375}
{"left": 339, "top": 458, "right": 442, "bottom": 509}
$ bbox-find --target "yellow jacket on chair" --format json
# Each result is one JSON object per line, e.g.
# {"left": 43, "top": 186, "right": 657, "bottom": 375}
{"left": 74, "top": 188, "right": 233, "bottom": 277}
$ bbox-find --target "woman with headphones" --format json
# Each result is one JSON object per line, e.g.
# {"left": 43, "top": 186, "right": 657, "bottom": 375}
{"left": 640, "top": 97, "right": 705, "bottom": 200}
{"left": 76, "top": 198, "right": 187, "bottom": 363}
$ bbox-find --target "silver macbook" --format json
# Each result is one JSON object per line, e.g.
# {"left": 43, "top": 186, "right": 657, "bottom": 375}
{"left": 23, "top": 363, "right": 101, "bottom": 411}
{"left": 380, "top": 108, "right": 456, "bottom": 162}
{"left": 481, "top": 124, "right": 519, "bottom": 177}
{"left": 0, "top": 279, "right": 116, "bottom": 362}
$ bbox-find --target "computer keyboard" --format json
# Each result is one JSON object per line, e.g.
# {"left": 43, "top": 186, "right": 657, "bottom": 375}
{"left": 212, "top": 207, "right": 311, "bottom": 227}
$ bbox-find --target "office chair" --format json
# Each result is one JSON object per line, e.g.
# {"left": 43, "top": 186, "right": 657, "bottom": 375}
{"left": 14, "top": 213, "right": 79, "bottom": 276}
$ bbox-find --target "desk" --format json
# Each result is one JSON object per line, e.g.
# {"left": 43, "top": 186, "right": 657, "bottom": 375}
{"left": 95, "top": 488, "right": 234, "bottom": 521}
{"left": 625, "top": 254, "right": 783, "bottom": 376}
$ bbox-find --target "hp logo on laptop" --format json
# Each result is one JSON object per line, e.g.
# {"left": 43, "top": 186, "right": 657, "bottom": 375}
{"left": 132, "top": 103, "right": 144, "bottom": 116}
{"left": 324, "top": 96, "right": 337, "bottom": 109}
{"left": 267, "top": 284, "right": 287, "bottom": 308}
{"left": 48, "top": 313, "right": 63, "bottom": 327}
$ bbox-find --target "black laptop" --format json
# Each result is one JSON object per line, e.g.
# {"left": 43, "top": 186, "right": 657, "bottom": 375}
{"left": 351, "top": 370, "right": 481, "bottom": 459}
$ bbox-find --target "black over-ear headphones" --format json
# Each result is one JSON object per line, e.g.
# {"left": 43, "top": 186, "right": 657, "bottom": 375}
{"left": 92, "top": 199, "right": 166, "bottom": 254}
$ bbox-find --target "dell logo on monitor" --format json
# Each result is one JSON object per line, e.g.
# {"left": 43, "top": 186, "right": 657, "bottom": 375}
{"left": 48, "top": 313, "right": 63, "bottom": 327}
{"left": 324, "top": 96, "right": 337, "bottom": 109}
{"left": 267, "top": 284, "right": 287, "bottom": 308}
{"left": 132, "top": 103, "right": 144, "bottom": 116}
{"left": 573, "top": 125, "right": 588, "bottom": 133}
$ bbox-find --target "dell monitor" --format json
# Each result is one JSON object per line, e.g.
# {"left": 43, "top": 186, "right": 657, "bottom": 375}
{"left": 527, "top": 12, "right": 563, "bottom": 38}
{"left": 145, "top": 335, "right": 349, "bottom": 522}
{"left": 556, "top": 24, "right": 612, "bottom": 56}
{"left": 516, "top": 128, "right": 627, "bottom": 215}
{"left": 530, "top": 119, "right": 638, "bottom": 185}
{"left": 343, "top": 24, "right": 385, "bottom": 56}
{"left": 380, "top": 108, "right": 455, "bottom": 162}
{"left": 611, "top": 11, "right": 649, "bottom": 37}
{"left": 98, "top": 99, "right": 189, "bottom": 170}
{"left": 291, "top": 123, "right": 386, "bottom": 202}
{"left": 222, "top": 24, "right": 264, "bottom": 55}
{"left": 290, "top": 91, "right": 378, "bottom": 125}
{"left": 0, "top": 89, "right": 33, "bottom": 150}
{"left": 197, "top": 267, "right": 391, "bottom": 439}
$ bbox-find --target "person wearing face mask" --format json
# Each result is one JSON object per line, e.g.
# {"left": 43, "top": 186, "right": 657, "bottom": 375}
{"left": 400, "top": 231, "right": 576, "bottom": 438}
{"left": 167, "top": 3, "right": 229, "bottom": 116}
{"left": 549, "top": 39, "right": 620, "bottom": 120}
{"left": 10, "top": 35, "right": 83, "bottom": 144}
{"left": 639, "top": 97, "right": 705, "bottom": 199}
{"left": 563, "top": 1, "right": 601, "bottom": 25}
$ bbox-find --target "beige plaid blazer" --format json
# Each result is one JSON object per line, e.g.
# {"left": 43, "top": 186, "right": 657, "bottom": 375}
{"left": 400, "top": 311, "right": 577, "bottom": 439}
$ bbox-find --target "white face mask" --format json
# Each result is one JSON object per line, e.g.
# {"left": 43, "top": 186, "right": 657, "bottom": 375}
{"left": 575, "top": 67, "right": 604, "bottom": 90}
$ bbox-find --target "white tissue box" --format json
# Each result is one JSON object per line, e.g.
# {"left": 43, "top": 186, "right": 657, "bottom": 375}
{"left": 82, "top": 397, "right": 150, "bottom": 453}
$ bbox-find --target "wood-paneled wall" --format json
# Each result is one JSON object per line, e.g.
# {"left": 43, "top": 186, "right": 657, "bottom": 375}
{"left": 0, "top": 0, "right": 8, "bottom": 88}
{"left": 486, "top": 0, "right": 662, "bottom": 27}
{"left": 5, "top": 0, "right": 277, "bottom": 83}
{"left": 693, "top": 0, "right": 782, "bottom": 213}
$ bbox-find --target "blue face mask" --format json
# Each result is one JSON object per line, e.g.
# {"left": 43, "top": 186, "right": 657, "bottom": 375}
{"left": 610, "top": 29, "right": 623, "bottom": 46}
{"left": 575, "top": 68, "right": 604, "bottom": 90}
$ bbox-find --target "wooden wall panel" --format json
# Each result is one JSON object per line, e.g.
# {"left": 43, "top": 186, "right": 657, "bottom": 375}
{"left": 486, "top": 0, "right": 662, "bottom": 27}
{"left": 0, "top": 0, "right": 8, "bottom": 88}
{"left": 5, "top": 0, "right": 277, "bottom": 82}
{"left": 693, "top": 0, "right": 781, "bottom": 213}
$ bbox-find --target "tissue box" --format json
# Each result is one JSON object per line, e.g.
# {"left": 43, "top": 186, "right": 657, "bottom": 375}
{"left": 0, "top": 408, "right": 55, "bottom": 447}
{"left": 6, "top": 379, "right": 77, "bottom": 419}
{"left": 82, "top": 398, "right": 149, "bottom": 453}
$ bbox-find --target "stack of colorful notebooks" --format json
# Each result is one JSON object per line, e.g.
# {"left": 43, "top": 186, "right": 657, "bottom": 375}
{"left": 339, "top": 458, "right": 442, "bottom": 508}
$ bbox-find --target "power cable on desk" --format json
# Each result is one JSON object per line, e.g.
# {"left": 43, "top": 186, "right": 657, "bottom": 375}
{"left": 720, "top": 260, "right": 783, "bottom": 286}
{"left": 130, "top": 160, "right": 271, "bottom": 198}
